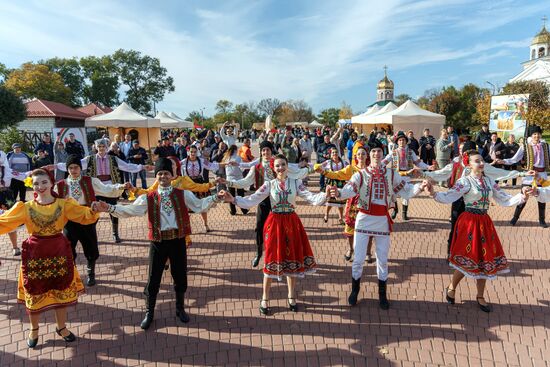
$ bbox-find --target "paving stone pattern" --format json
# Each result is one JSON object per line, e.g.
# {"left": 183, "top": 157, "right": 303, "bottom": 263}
{"left": 0, "top": 166, "right": 549, "bottom": 366}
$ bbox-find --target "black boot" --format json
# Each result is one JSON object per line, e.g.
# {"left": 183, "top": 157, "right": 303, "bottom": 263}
{"left": 390, "top": 204, "right": 398, "bottom": 220}
{"left": 175, "top": 292, "right": 190, "bottom": 324}
{"left": 538, "top": 202, "right": 548, "bottom": 228}
{"left": 378, "top": 280, "right": 390, "bottom": 310}
{"left": 402, "top": 204, "right": 409, "bottom": 221}
{"left": 510, "top": 203, "right": 525, "bottom": 226}
{"left": 140, "top": 298, "right": 156, "bottom": 330}
{"left": 348, "top": 277, "right": 361, "bottom": 306}
{"left": 112, "top": 217, "right": 122, "bottom": 243}
{"left": 86, "top": 260, "right": 96, "bottom": 286}
{"left": 251, "top": 249, "right": 262, "bottom": 268}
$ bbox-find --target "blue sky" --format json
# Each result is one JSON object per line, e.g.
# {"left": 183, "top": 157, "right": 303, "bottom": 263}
{"left": 0, "top": 0, "right": 547, "bottom": 117}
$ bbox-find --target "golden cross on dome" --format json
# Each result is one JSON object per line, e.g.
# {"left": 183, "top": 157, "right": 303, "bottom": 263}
{"left": 383, "top": 65, "right": 388, "bottom": 76}
{"left": 543, "top": 15, "right": 548, "bottom": 27}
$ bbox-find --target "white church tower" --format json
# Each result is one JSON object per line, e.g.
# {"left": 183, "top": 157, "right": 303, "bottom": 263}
{"left": 510, "top": 16, "right": 550, "bottom": 85}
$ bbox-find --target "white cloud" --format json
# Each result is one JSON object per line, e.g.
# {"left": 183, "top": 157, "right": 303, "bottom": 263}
{"left": 0, "top": 0, "right": 544, "bottom": 116}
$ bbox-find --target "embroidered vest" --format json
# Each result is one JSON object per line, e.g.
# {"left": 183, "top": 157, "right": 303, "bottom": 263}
{"left": 56, "top": 176, "right": 97, "bottom": 207}
{"left": 254, "top": 160, "right": 275, "bottom": 188}
{"left": 184, "top": 158, "right": 202, "bottom": 178}
{"left": 86, "top": 155, "right": 122, "bottom": 183}
{"left": 524, "top": 142, "right": 550, "bottom": 171}
{"left": 356, "top": 167, "right": 396, "bottom": 211}
{"left": 146, "top": 189, "right": 191, "bottom": 242}
{"left": 448, "top": 161, "right": 464, "bottom": 187}
{"left": 391, "top": 147, "right": 414, "bottom": 171}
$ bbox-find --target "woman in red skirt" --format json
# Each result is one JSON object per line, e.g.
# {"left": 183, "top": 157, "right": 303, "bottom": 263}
{"left": 0, "top": 169, "right": 99, "bottom": 347}
{"left": 426, "top": 150, "right": 531, "bottom": 312}
{"left": 222, "top": 154, "right": 327, "bottom": 315}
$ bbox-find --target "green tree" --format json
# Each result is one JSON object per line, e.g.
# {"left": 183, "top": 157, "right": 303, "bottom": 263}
{"left": 186, "top": 110, "right": 204, "bottom": 123}
{"left": 40, "top": 57, "right": 85, "bottom": 106}
{"left": 79, "top": 55, "right": 120, "bottom": 107}
{"left": 317, "top": 107, "right": 340, "bottom": 128}
{"left": 0, "top": 62, "right": 12, "bottom": 84}
{"left": 112, "top": 49, "right": 175, "bottom": 115}
{"left": 4, "top": 63, "right": 72, "bottom": 104}
{"left": 215, "top": 99, "right": 233, "bottom": 114}
{"left": 394, "top": 93, "right": 411, "bottom": 106}
{"left": 0, "top": 127, "right": 28, "bottom": 153}
{"left": 0, "top": 86, "right": 27, "bottom": 129}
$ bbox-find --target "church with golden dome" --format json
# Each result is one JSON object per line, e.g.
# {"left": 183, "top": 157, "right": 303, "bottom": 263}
{"left": 510, "top": 17, "right": 550, "bottom": 85}
{"left": 370, "top": 66, "right": 395, "bottom": 107}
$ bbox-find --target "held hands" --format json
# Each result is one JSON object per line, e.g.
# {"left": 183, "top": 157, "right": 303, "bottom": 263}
{"left": 217, "top": 190, "right": 235, "bottom": 203}
{"left": 144, "top": 164, "right": 155, "bottom": 171}
{"left": 91, "top": 201, "right": 110, "bottom": 212}
{"left": 214, "top": 177, "right": 227, "bottom": 185}
{"left": 521, "top": 186, "right": 535, "bottom": 198}
{"left": 420, "top": 180, "right": 434, "bottom": 196}
{"left": 525, "top": 170, "right": 536, "bottom": 176}
{"left": 123, "top": 182, "right": 134, "bottom": 190}
{"left": 326, "top": 185, "right": 339, "bottom": 198}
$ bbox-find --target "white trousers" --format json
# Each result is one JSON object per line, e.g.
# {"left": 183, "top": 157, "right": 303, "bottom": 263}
{"left": 352, "top": 232, "right": 390, "bottom": 281}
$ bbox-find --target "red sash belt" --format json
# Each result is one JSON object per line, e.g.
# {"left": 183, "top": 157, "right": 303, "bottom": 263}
{"left": 534, "top": 167, "right": 545, "bottom": 172}
{"left": 358, "top": 204, "right": 394, "bottom": 232}
{"left": 97, "top": 174, "right": 111, "bottom": 181}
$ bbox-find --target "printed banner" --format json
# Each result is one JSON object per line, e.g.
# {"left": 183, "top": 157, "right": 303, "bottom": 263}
{"left": 52, "top": 127, "right": 89, "bottom": 156}
{"left": 489, "top": 94, "right": 529, "bottom": 140}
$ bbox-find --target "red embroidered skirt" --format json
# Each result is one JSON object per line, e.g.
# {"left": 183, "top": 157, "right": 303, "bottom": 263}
{"left": 343, "top": 196, "right": 359, "bottom": 237}
{"left": 263, "top": 212, "right": 316, "bottom": 279}
{"left": 448, "top": 211, "right": 509, "bottom": 279}
{"left": 18, "top": 233, "right": 84, "bottom": 313}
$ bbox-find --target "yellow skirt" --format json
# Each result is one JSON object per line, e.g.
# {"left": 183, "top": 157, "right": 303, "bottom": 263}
{"left": 343, "top": 224, "right": 354, "bottom": 237}
{"left": 17, "top": 266, "right": 84, "bottom": 314}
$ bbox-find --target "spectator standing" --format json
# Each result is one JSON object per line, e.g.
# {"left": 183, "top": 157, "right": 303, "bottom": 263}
{"left": 119, "top": 134, "right": 133, "bottom": 183}
{"left": 503, "top": 134, "right": 520, "bottom": 187}
{"left": 447, "top": 126, "right": 459, "bottom": 158}
{"left": 484, "top": 132, "right": 506, "bottom": 169}
{"left": 436, "top": 128, "right": 454, "bottom": 175}
{"left": 346, "top": 131, "right": 358, "bottom": 162}
{"left": 65, "top": 133, "right": 86, "bottom": 159}
{"left": 282, "top": 136, "right": 301, "bottom": 164}
{"left": 475, "top": 124, "right": 492, "bottom": 157}
{"left": 176, "top": 136, "right": 189, "bottom": 161}
{"left": 316, "top": 134, "right": 336, "bottom": 191}
{"left": 7, "top": 143, "right": 33, "bottom": 201}
{"left": 54, "top": 140, "right": 68, "bottom": 181}
{"left": 419, "top": 128, "right": 436, "bottom": 165}
{"left": 220, "top": 121, "right": 239, "bottom": 147}
{"left": 32, "top": 149, "right": 51, "bottom": 168}
{"left": 34, "top": 134, "right": 54, "bottom": 161}
{"left": 127, "top": 140, "right": 148, "bottom": 189}
{"left": 153, "top": 137, "right": 176, "bottom": 158}
{"left": 407, "top": 130, "right": 420, "bottom": 155}
{"left": 299, "top": 132, "right": 314, "bottom": 162}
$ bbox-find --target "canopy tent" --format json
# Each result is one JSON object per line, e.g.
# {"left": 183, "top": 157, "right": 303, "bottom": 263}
{"left": 285, "top": 121, "right": 309, "bottom": 127}
{"left": 309, "top": 120, "right": 323, "bottom": 127}
{"left": 155, "top": 111, "right": 184, "bottom": 129}
{"left": 350, "top": 105, "right": 381, "bottom": 124}
{"left": 168, "top": 112, "right": 194, "bottom": 128}
{"left": 338, "top": 119, "right": 352, "bottom": 126}
{"left": 371, "top": 100, "right": 445, "bottom": 138}
{"left": 85, "top": 102, "right": 161, "bottom": 150}
{"left": 351, "top": 103, "right": 396, "bottom": 134}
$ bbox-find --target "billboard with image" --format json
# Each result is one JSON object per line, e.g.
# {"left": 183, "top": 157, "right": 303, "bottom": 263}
{"left": 489, "top": 94, "right": 529, "bottom": 140}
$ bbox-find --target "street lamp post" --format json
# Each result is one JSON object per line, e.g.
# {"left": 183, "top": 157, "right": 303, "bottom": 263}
{"left": 485, "top": 81, "right": 496, "bottom": 96}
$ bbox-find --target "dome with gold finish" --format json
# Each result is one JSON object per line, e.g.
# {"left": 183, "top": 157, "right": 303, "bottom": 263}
{"left": 377, "top": 67, "right": 394, "bottom": 89}
{"left": 532, "top": 26, "right": 550, "bottom": 45}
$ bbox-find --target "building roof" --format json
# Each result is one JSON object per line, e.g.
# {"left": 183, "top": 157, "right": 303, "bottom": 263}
{"left": 25, "top": 99, "right": 88, "bottom": 120}
{"left": 532, "top": 26, "right": 550, "bottom": 45}
{"left": 77, "top": 103, "right": 113, "bottom": 116}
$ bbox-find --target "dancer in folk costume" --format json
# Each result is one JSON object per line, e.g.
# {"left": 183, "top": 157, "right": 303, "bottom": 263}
{"left": 0, "top": 169, "right": 100, "bottom": 348}
{"left": 227, "top": 141, "right": 311, "bottom": 267}
{"left": 0, "top": 150, "right": 32, "bottom": 256}
{"left": 382, "top": 131, "right": 434, "bottom": 220}
{"left": 54, "top": 138, "right": 150, "bottom": 243}
{"left": 332, "top": 138, "right": 424, "bottom": 310}
{"left": 319, "top": 148, "right": 348, "bottom": 225}
{"left": 181, "top": 145, "right": 225, "bottom": 232}
{"left": 422, "top": 140, "right": 527, "bottom": 255}
{"left": 221, "top": 154, "right": 326, "bottom": 314}
{"left": 496, "top": 125, "right": 550, "bottom": 227}
{"left": 316, "top": 145, "right": 374, "bottom": 262}
{"left": 94, "top": 158, "right": 225, "bottom": 329}
{"left": 425, "top": 151, "right": 531, "bottom": 312}
{"left": 54, "top": 155, "right": 130, "bottom": 286}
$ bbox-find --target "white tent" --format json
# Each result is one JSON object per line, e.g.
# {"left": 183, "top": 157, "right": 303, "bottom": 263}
{"left": 85, "top": 102, "right": 161, "bottom": 149}
{"left": 372, "top": 100, "right": 445, "bottom": 137}
{"left": 338, "top": 119, "right": 352, "bottom": 126}
{"left": 85, "top": 102, "right": 160, "bottom": 128}
{"left": 155, "top": 111, "right": 184, "bottom": 128}
{"left": 309, "top": 120, "right": 323, "bottom": 127}
{"left": 351, "top": 104, "right": 381, "bottom": 124}
{"left": 168, "top": 112, "right": 194, "bottom": 128}
{"left": 369, "top": 102, "right": 397, "bottom": 117}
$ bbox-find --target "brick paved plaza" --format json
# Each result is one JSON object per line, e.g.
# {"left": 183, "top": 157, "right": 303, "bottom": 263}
{"left": 1, "top": 175, "right": 549, "bottom": 366}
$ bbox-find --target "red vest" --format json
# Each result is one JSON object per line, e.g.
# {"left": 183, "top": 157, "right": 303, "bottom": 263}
{"left": 449, "top": 161, "right": 464, "bottom": 187}
{"left": 254, "top": 159, "right": 275, "bottom": 188}
{"left": 56, "top": 176, "right": 97, "bottom": 207}
{"left": 146, "top": 189, "right": 191, "bottom": 242}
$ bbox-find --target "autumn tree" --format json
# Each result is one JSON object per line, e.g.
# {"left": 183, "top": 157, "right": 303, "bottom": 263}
{"left": 40, "top": 57, "right": 85, "bottom": 106}
{"left": 0, "top": 86, "right": 26, "bottom": 129}
{"left": 394, "top": 94, "right": 411, "bottom": 106}
{"left": 4, "top": 63, "right": 72, "bottom": 104}
{"left": 338, "top": 101, "right": 353, "bottom": 119}
{"left": 257, "top": 98, "right": 282, "bottom": 118}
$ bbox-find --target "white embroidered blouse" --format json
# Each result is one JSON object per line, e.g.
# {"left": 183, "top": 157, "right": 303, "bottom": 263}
{"left": 234, "top": 178, "right": 326, "bottom": 213}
